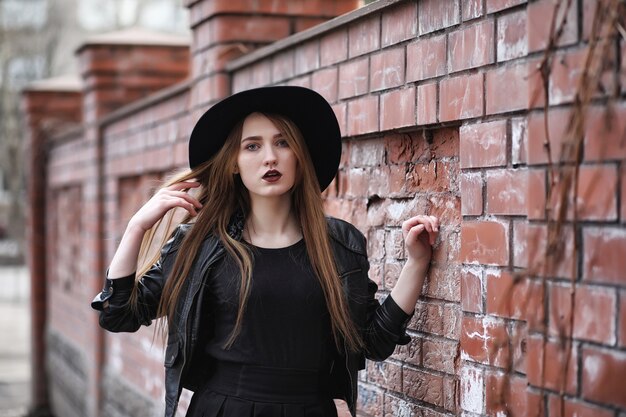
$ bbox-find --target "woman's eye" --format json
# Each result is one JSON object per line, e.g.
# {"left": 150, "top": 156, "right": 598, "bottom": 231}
{"left": 276, "top": 139, "right": 289, "bottom": 147}
{"left": 245, "top": 143, "right": 260, "bottom": 151}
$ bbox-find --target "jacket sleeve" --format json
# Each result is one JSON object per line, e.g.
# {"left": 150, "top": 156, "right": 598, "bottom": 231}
{"left": 90, "top": 225, "right": 187, "bottom": 333}
{"left": 359, "top": 252, "right": 413, "bottom": 362}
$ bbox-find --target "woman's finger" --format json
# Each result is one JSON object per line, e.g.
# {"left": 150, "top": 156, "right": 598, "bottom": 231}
{"left": 165, "top": 190, "right": 203, "bottom": 208}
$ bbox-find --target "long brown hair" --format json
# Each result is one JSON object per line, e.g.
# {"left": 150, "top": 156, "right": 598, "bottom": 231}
{"left": 134, "top": 113, "right": 363, "bottom": 352}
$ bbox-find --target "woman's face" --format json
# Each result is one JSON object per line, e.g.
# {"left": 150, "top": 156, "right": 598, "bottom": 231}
{"left": 236, "top": 112, "right": 298, "bottom": 201}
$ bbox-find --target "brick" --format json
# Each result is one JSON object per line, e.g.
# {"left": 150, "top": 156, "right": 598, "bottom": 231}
{"left": 385, "top": 228, "right": 405, "bottom": 260}
{"left": 412, "top": 300, "right": 443, "bottom": 336}
{"left": 527, "top": 169, "right": 546, "bottom": 220}
{"left": 320, "top": 29, "right": 348, "bottom": 66}
{"left": 461, "top": 267, "right": 482, "bottom": 313}
{"left": 617, "top": 290, "right": 626, "bottom": 347}
{"left": 486, "top": 62, "right": 530, "bottom": 114}
{"left": 380, "top": 87, "right": 416, "bottom": 131}
{"left": 439, "top": 73, "right": 483, "bottom": 122}
{"left": 459, "top": 120, "right": 507, "bottom": 169}
{"left": 548, "top": 48, "right": 587, "bottom": 106}
{"left": 285, "top": 75, "right": 311, "bottom": 88}
{"left": 497, "top": 10, "right": 527, "bottom": 62}
{"left": 366, "top": 361, "right": 402, "bottom": 393}
{"left": 311, "top": 67, "right": 338, "bottom": 103}
{"left": 581, "top": 0, "right": 612, "bottom": 41}
{"left": 577, "top": 165, "right": 618, "bottom": 221}
{"left": 331, "top": 102, "right": 347, "bottom": 137}
{"left": 384, "top": 393, "right": 422, "bottom": 416}
{"left": 418, "top": 0, "right": 460, "bottom": 35}
{"left": 407, "top": 34, "right": 447, "bottom": 82}
{"left": 622, "top": 165, "right": 626, "bottom": 223}
{"left": 448, "top": 20, "right": 495, "bottom": 73}
{"left": 403, "top": 367, "right": 444, "bottom": 407}
{"left": 431, "top": 127, "right": 460, "bottom": 159}
{"left": 486, "top": 372, "right": 540, "bottom": 417}
{"left": 346, "top": 96, "right": 379, "bottom": 136}
{"left": 487, "top": 0, "right": 527, "bottom": 14}
{"left": 460, "top": 171, "right": 483, "bottom": 216}
{"left": 461, "top": 220, "right": 509, "bottom": 266}
{"left": 510, "top": 321, "right": 527, "bottom": 374}
{"left": 422, "top": 338, "right": 457, "bottom": 374}
{"left": 427, "top": 194, "right": 461, "bottom": 227}
{"left": 249, "top": 60, "right": 272, "bottom": 88}
{"left": 417, "top": 82, "right": 438, "bottom": 125}
{"left": 573, "top": 286, "right": 616, "bottom": 344}
{"left": 391, "top": 332, "right": 421, "bottom": 365}
{"left": 349, "top": 137, "right": 384, "bottom": 167}
{"left": 294, "top": 40, "right": 320, "bottom": 75}
{"left": 547, "top": 395, "right": 615, "bottom": 417}
{"left": 370, "top": 47, "right": 405, "bottom": 91}
{"left": 384, "top": 131, "right": 427, "bottom": 164}
{"left": 584, "top": 104, "right": 626, "bottom": 161}
{"left": 460, "top": 366, "right": 484, "bottom": 413}
{"left": 486, "top": 168, "right": 527, "bottom": 215}
{"left": 422, "top": 265, "right": 461, "bottom": 303}
{"left": 582, "top": 347, "right": 626, "bottom": 408}
{"left": 486, "top": 271, "right": 544, "bottom": 326}
{"left": 528, "top": 0, "right": 578, "bottom": 53}
{"left": 187, "top": 0, "right": 359, "bottom": 21}
{"left": 338, "top": 57, "right": 369, "bottom": 99}
{"left": 549, "top": 285, "right": 616, "bottom": 344}
{"left": 381, "top": 1, "right": 417, "bottom": 47}
{"left": 348, "top": 15, "right": 380, "bottom": 58}
{"left": 583, "top": 227, "right": 626, "bottom": 285}
{"left": 462, "top": 0, "right": 483, "bottom": 21}
{"left": 527, "top": 335, "right": 577, "bottom": 394}
{"left": 461, "top": 315, "right": 510, "bottom": 367}
{"left": 526, "top": 108, "right": 574, "bottom": 165}
{"left": 212, "top": 15, "right": 292, "bottom": 43}
{"left": 271, "top": 50, "right": 294, "bottom": 82}
{"left": 524, "top": 224, "right": 576, "bottom": 279}
{"left": 355, "top": 384, "right": 382, "bottom": 416}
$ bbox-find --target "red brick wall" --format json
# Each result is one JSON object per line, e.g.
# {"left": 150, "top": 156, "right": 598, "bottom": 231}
{"left": 23, "top": 0, "right": 626, "bottom": 416}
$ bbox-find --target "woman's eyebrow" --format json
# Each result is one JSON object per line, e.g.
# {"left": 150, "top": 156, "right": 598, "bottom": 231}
{"left": 241, "top": 133, "right": 283, "bottom": 142}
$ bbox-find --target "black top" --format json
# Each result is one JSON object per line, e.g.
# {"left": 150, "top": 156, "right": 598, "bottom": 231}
{"left": 203, "top": 239, "right": 335, "bottom": 371}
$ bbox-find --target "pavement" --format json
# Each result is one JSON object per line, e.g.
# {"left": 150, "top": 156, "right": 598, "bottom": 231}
{"left": 0, "top": 265, "right": 31, "bottom": 417}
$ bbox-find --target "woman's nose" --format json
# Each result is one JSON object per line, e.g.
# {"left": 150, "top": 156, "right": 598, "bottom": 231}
{"left": 263, "top": 147, "right": 277, "bottom": 166}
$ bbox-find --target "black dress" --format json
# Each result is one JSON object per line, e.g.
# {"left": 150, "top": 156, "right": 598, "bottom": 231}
{"left": 186, "top": 239, "right": 339, "bottom": 417}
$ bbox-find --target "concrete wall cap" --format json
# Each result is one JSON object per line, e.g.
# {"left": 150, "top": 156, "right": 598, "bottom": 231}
{"left": 76, "top": 27, "right": 191, "bottom": 53}
{"left": 23, "top": 74, "right": 83, "bottom": 92}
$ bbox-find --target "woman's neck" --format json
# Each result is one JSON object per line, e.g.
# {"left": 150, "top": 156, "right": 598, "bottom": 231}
{"left": 245, "top": 195, "right": 301, "bottom": 248}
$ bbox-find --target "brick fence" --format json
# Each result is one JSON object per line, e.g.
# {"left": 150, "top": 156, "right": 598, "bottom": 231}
{"left": 22, "top": 0, "right": 626, "bottom": 416}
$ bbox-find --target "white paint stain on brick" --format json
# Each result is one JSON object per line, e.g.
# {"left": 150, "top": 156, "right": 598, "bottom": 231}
{"left": 387, "top": 200, "right": 406, "bottom": 220}
{"left": 583, "top": 354, "right": 602, "bottom": 384}
{"left": 460, "top": 366, "right": 484, "bottom": 413}
{"left": 511, "top": 117, "right": 527, "bottom": 166}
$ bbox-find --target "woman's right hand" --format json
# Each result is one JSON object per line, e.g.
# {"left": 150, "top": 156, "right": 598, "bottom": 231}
{"left": 128, "top": 181, "right": 202, "bottom": 232}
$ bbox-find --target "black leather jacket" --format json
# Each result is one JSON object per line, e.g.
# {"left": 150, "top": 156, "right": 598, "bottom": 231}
{"left": 92, "top": 217, "right": 412, "bottom": 417}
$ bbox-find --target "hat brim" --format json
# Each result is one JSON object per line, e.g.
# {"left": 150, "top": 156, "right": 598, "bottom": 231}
{"left": 188, "top": 86, "right": 341, "bottom": 192}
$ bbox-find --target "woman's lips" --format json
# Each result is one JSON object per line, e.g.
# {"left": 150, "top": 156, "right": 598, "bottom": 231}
{"left": 262, "top": 169, "right": 282, "bottom": 182}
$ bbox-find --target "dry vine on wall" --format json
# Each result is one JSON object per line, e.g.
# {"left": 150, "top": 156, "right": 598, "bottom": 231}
{"left": 491, "top": 0, "right": 626, "bottom": 415}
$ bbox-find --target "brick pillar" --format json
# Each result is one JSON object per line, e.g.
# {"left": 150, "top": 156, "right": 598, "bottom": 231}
{"left": 21, "top": 76, "right": 83, "bottom": 414}
{"left": 73, "top": 28, "right": 191, "bottom": 417}
{"left": 185, "top": 0, "right": 359, "bottom": 111}
{"left": 76, "top": 27, "right": 190, "bottom": 119}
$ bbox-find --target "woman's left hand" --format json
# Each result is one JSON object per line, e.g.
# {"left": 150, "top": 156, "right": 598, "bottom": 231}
{"left": 402, "top": 215, "right": 439, "bottom": 268}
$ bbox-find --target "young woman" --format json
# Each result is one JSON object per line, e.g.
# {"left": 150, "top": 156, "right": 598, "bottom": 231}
{"left": 91, "top": 86, "right": 439, "bottom": 417}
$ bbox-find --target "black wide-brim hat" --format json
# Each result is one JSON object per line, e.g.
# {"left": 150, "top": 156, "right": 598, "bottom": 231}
{"left": 189, "top": 86, "right": 341, "bottom": 192}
